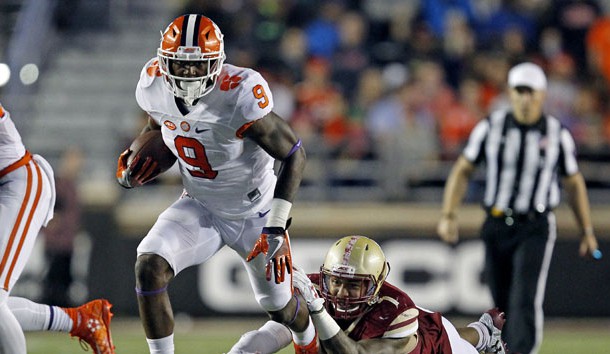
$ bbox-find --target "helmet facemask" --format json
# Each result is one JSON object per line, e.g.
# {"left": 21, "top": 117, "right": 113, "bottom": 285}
{"left": 319, "top": 236, "right": 390, "bottom": 320}
{"left": 157, "top": 15, "right": 226, "bottom": 106}
{"left": 320, "top": 268, "right": 381, "bottom": 320}
{"left": 158, "top": 46, "right": 224, "bottom": 105}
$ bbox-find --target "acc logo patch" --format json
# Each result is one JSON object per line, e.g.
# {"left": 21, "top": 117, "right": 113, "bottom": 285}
{"left": 164, "top": 120, "right": 177, "bottom": 130}
{"left": 180, "top": 121, "right": 191, "bottom": 132}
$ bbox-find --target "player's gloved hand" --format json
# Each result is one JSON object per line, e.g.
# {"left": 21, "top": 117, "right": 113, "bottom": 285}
{"left": 116, "top": 149, "right": 159, "bottom": 188}
{"left": 116, "top": 149, "right": 135, "bottom": 188}
{"left": 246, "top": 227, "right": 292, "bottom": 284}
{"left": 293, "top": 266, "right": 324, "bottom": 313}
{"left": 132, "top": 156, "right": 158, "bottom": 185}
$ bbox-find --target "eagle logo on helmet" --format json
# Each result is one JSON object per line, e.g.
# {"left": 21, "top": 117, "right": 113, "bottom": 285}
{"left": 157, "top": 14, "right": 226, "bottom": 105}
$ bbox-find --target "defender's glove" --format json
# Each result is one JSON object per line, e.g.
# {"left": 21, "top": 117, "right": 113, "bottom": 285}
{"left": 116, "top": 149, "right": 158, "bottom": 189}
{"left": 293, "top": 266, "right": 324, "bottom": 313}
{"left": 246, "top": 227, "right": 292, "bottom": 284}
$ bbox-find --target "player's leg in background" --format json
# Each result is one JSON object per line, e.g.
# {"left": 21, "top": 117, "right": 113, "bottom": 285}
{"left": 0, "top": 175, "right": 26, "bottom": 353}
{"left": 8, "top": 297, "right": 73, "bottom": 331}
{"left": 0, "top": 290, "right": 27, "bottom": 354}
{"left": 0, "top": 157, "right": 54, "bottom": 354}
{"left": 8, "top": 296, "right": 116, "bottom": 354}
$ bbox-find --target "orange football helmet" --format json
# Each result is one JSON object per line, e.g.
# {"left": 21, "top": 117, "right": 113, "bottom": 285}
{"left": 157, "top": 14, "right": 225, "bottom": 104}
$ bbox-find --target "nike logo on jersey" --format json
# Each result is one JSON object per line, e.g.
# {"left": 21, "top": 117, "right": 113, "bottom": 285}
{"left": 258, "top": 209, "right": 270, "bottom": 218}
{"left": 195, "top": 127, "right": 210, "bottom": 133}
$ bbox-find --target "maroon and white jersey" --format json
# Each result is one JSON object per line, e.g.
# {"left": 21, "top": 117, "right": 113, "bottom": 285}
{"left": 135, "top": 59, "right": 276, "bottom": 219}
{"left": 0, "top": 104, "right": 27, "bottom": 170}
{"left": 309, "top": 274, "right": 453, "bottom": 354}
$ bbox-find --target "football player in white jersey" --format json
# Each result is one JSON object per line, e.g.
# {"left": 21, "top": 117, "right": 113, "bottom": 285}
{"left": 0, "top": 103, "right": 115, "bottom": 354}
{"left": 116, "top": 14, "right": 315, "bottom": 354}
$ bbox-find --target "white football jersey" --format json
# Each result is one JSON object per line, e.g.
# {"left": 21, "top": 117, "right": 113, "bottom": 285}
{"left": 0, "top": 104, "right": 27, "bottom": 170}
{"left": 135, "top": 59, "right": 276, "bottom": 219}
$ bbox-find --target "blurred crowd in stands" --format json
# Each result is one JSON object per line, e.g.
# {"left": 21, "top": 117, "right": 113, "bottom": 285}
{"left": 178, "top": 0, "right": 610, "bottom": 168}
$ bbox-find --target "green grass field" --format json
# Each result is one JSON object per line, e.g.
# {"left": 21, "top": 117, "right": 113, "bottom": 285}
{"left": 24, "top": 317, "right": 610, "bottom": 354}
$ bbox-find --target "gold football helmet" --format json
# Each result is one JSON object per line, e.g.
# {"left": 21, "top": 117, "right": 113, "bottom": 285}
{"left": 157, "top": 14, "right": 225, "bottom": 104}
{"left": 319, "top": 235, "right": 389, "bottom": 319}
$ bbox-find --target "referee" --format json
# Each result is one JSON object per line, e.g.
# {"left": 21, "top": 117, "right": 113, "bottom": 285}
{"left": 437, "top": 62, "right": 600, "bottom": 354}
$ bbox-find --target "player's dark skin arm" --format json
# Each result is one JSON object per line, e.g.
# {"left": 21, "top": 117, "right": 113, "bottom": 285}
{"left": 320, "top": 332, "right": 415, "bottom": 354}
{"left": 243, "top": 112, "right": 308, "bottom": 331}
{"left": 243, "top": 111, "right": 306, "bottom": 202}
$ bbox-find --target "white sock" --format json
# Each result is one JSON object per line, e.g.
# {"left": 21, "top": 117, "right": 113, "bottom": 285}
{"left": 49, "top": 306, "right": 74, "bottom": 332}
{"left": 7, "top": 297, "right": 73, "bottom": 332}
{"left": 147, "top": 333, "right": 175, "bottom": 354}
{"left": 292, "top": 318, "right": 316, "bottom": 346}
{"left": 0, "top": 291, "right": 26, "bottom": 353}
{"left": 467, "top": 321, "right": 490, "bottom": 351}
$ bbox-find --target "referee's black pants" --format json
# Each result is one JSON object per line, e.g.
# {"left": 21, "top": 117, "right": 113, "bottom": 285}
{"left": 481, "top": 211, "right": 556, "bottom": 354}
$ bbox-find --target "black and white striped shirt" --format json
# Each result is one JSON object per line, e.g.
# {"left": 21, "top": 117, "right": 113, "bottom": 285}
{"left": 463, "top": 109, "right": 579, "bottom": 214}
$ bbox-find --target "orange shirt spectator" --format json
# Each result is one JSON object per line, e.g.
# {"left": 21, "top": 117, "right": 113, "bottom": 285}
{"left": 587, "top": 17, "right": 610, "bottom": 85}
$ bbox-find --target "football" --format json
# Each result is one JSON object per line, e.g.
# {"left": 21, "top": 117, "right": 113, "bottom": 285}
{"left": 126, "top": 130, "right": 177, "bottom": 184}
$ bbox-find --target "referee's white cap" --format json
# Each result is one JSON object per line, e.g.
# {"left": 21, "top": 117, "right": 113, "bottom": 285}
{"left": 508, "top": 62, "right": 547, "bottom": 91}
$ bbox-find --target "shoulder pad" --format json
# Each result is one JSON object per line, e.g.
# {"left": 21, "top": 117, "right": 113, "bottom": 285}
{"left": 382, "top": 307, "right": 419, "bottom": 339}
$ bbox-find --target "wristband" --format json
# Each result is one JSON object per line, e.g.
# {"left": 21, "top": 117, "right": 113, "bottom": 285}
{"left": 310, "top": 308, "right": 341, "bottom": 340}
{"left": 265, "top": 198, "right": 292, "bottom": 228}
{"left": 308, "top": 298, "right": 325, "bottom": 313}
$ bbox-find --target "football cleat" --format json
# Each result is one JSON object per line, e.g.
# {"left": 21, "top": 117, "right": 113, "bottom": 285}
{"left": 478, "top": 308, "right": 508, "bottom": 354}
{"left": 64, "top": 299, "right": 116, "bottom": 354}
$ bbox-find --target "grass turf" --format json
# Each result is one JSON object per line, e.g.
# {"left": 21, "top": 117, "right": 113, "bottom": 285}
{"left": 24, "top": 317, "right": 610, "bottom": 354}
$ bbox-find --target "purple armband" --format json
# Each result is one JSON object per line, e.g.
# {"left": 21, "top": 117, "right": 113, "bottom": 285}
{"left": 286, "top": 139, "right": 302, "bottom": 158}
{"left": 285, "top": 294, "right": 301, "bottom": 326}
{"left": 135, "top": 286, "right": 168, "bottom": 296}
